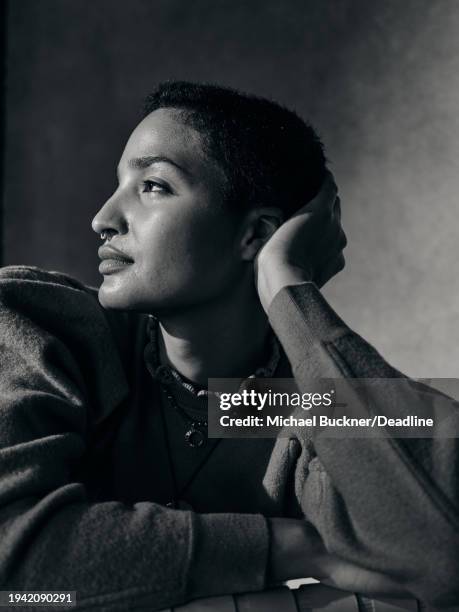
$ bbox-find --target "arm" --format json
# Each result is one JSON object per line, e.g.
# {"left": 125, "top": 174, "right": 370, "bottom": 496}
{"left": 254, "top": 174, "right": 459, "bottom": 609}
{"left": 0, "top": 266, "right": 269, "bottom": 610}
{"left": 267, "top": 281, "right": 459, "bottom": 608}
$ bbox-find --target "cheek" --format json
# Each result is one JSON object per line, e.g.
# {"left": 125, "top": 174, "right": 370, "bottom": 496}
{"left": 138, "top": 209, "right": 239, "bottom": 287}
{"left": 97, "top": 208, "right": 243, "bottom": 312}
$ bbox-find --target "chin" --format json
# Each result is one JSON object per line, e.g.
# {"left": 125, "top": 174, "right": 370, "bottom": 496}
{"left": 97, "top": 270, "right": 213, "bottom": 314}
{"left": 98, "top": 287, "right": 130, "bottom": 310}
{"left": 97, "top": 279, "right": 173, "bottom": 314}
{"left": 97, "top": 275, "right": 140, "bottom": 311}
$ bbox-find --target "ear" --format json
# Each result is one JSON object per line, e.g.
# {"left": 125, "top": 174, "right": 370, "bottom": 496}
{"left": 239, "top": 207, "right": 284, "bottom": 261}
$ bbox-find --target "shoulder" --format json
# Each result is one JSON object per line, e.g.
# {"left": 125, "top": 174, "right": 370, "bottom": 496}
{"left": 0, "top": 265, "right": 143, "bottom": 418}
{"left": 0, "top": 264, "right": 137, "bottom": 340}
{"left": 0, "top": 264, "right": 99, "bottom": 306}
{"left": 0, "top": 264, "right": 95, "bottom": 286}
{"left": 0, "top": 265, "right": 120, "bottom": 345}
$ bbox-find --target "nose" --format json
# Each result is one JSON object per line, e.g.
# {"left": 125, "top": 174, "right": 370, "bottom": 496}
{"left": 91, "top": 189, "right": 129, "bottom": 237}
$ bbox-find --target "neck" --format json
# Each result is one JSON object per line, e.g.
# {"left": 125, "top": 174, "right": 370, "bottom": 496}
{"left": 155, "top": 281, "right": 271, "bottom": 387}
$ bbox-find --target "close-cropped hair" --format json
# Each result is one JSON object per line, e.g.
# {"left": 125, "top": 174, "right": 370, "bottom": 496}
{"left": 143, "top": 81, "right": 327, "bottom": 219}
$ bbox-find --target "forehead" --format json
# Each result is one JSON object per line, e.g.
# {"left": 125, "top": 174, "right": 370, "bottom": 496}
{"left": 120, "top": 108, "right": 208, "bottom": 174}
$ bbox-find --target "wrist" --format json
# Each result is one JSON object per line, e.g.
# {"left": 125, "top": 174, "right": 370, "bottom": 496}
{"left": 257, "top": 259, "right": 313, "bottom": 313}
{"left": 267, "top": 518, "right": 324, "bottom": 585}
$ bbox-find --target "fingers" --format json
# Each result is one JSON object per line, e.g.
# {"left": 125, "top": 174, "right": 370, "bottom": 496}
{"left": 307, "top": 170, "right": 338, "bottom": 214}
{"left": 314, "top": 223, "right": 347, "bottom": 287}
{"left": 318, "top": 169, "right": 338, "bottom": 202}
{"left": 315, "top": 252, "right": 346, "bottom": 288}
{"left": 339, "top": 226, "right": 348, "bottom": 251}
{"left": 291, "top": 170, "right": 338, "bottom": 219}
{"left": 317, "top": 555, "right": 410, "bottom": 597}
{"left": 320, "top": 219, "right": 347, "bottom": 255}
{"left": 334, "top": 196, "right": 341, "bottom": 222}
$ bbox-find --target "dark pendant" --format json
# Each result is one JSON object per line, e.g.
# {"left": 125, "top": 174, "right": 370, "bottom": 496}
{"left": 185, "top": 425, "right": 207, "bottom": 448}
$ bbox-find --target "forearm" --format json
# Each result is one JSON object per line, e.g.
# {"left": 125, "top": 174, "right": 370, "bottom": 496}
{"left": 267, "top": 281, "right": 459, "bottom": 607}
{"left": 0, "top": 267, "right": 270, "bottom": 610}
{"left": 0, "top": 472, "right": 270, "bottom": 610}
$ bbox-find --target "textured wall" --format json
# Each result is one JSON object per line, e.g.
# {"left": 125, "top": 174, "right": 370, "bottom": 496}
{"left": 4, "top": 0, "right": 459, "bottom": 377}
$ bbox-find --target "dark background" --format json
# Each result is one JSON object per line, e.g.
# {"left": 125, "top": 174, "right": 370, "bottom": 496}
{"left": 3, "top": 0, "right": 459, "bottom": 377}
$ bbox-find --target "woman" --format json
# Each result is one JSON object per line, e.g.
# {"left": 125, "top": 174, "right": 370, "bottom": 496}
{"left": 0, "top": 82, "right": 457, "bottom": 611}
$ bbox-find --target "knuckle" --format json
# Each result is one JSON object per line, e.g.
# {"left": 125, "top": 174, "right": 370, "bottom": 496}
{"left": 334, "top": 253, "right": 345, "bottom": 273}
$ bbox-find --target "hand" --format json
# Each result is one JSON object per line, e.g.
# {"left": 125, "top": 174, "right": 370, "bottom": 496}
{"left": 268, "top": 518, "right": 411, "bottom": 598}
{"left": 311, "top": 552, "right": 411, "bottom": 598}
{"left": 255, "top": 171, "right": 347, "bottom": 312}
{"left": 267, "top": 518, "right": 326, "bottom": 584}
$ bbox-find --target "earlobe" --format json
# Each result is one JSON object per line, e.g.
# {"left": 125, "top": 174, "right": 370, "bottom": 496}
{"left": 239, "top": 208, "right": 283, "bottom": 261}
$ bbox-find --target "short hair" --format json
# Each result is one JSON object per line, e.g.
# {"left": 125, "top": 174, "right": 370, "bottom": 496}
{"left": 143, "top": 81, "right": 327, "bottom": 219}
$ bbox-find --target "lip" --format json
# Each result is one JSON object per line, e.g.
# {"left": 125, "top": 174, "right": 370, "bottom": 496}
{"left": 98, "top": 244, "right": 134, "bottom": 262}
{"left": 99, "top": 258, "right": 133, "bottom": 275}
{"left": 98, "top": 244, "right": 134, "bottom": 276}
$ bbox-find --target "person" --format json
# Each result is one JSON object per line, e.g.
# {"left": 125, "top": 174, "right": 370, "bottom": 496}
{"left": 0, "top": 82, "right": 457, "bottom": 612}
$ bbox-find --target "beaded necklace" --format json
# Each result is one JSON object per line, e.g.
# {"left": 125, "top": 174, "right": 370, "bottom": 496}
{"left": 143, "top": 315, "right": 281, "bottom": 509}
{"left": 144, "top": 314, "right": 281, "bottom": 449}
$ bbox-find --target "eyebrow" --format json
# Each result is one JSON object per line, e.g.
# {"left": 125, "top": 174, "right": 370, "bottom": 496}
{"left": 126, "top": 155, "right": 189, "bottom": 175}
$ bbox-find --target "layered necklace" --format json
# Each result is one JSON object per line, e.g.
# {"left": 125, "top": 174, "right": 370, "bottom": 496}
{"left": 143, "top": 315, "right": 281, "bottom": 509}
{"left": 157, "top": 390, "right": 221, "bottom": 510}
{"left": 160, "top": 384, "right": 208, "bottom": 449}
{"left": 144, "top": 315, "right": 281, "bottom": 449}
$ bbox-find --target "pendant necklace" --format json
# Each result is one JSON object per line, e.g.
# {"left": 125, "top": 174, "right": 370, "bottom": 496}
{"left": 158, "top": 384, "right": 221, "bottom": 510}
{"left": 160, "top": 385, "right": 208, "bottom": 448}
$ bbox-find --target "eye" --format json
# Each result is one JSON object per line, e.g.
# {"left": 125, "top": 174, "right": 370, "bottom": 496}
{"left": 142, "top": 180, "right": 171, "bottom": 194}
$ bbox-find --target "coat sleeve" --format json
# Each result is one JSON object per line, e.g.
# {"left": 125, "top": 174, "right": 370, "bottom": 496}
{"left": 268, "top": 281, "right": 459, "bottom": 611}
{"left": 0, "top": 266, "right": 269, "bottom": 611}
